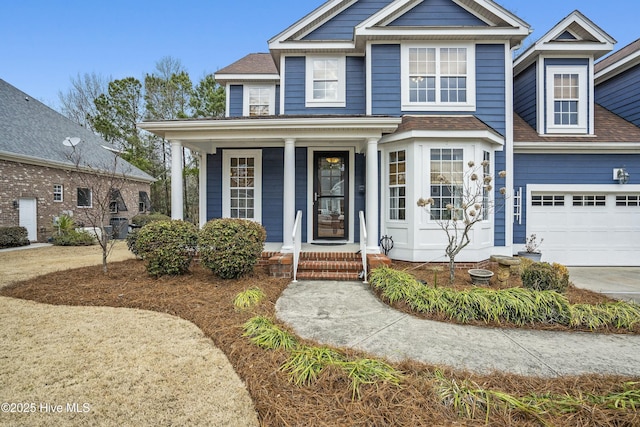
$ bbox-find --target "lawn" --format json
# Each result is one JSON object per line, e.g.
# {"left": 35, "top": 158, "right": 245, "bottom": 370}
{"left": 2, "top": 256, "right": 639, "bottom": 426}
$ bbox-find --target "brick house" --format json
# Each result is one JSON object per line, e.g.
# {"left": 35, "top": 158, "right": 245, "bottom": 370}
{"left": 0, "top": 79, "right": 154, "bottom": 242}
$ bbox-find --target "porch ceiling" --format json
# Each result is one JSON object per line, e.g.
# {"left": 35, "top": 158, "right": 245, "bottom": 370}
{"left": 138, "top": 116, "right": 402, "bottom": 153}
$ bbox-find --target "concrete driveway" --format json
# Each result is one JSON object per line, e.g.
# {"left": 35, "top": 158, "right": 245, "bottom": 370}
{"left": 569, "top": 267, "right": 640, "bottom": 304}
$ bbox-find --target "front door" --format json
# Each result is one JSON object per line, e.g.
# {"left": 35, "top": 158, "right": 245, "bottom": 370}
{"left": 313, "top": 152, "right": 349, "bottom": 240}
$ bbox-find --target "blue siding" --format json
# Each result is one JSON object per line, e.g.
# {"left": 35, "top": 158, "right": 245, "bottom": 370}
{"left": 206, "top": 152, "right": 223, "bottom": 220}
{"left": 284, "top": 56, "right": 366, "bottom": 115}
{"left": 389, "top": 0, "right": 487, "bottom": 26}
{"left": 371, "top": 44, "right": 506, "bottom": 135}
{"left": 476, "top": 44, "right": 506, "bottom": 135}
{"left": 596, "top": 64, "right": 640, "bottom": 127}
{"left": 514, "top": 63, "right": 537, "bottom": 129}
{"left": 354, "top": 153, "right": 366, "bottom": 242}
{"left": 262, "top": 148, "right": 284, "bottom": 242}
{"left": 275, "top": 85, "right": 281, "bottom": 116}
{"left": 295, "top": 147, "right": 308, "bottom": 243}
{"left": 229, "top": 85, "right": 243, "bottom": 117}
{"left": 371, "top": 44, "right": 402, "bottom": 115}
{"left": 303, "top": 0, "right": 394, "bottom": 41}
{"left": 513, "top": 153, "right": 640, "bottom": 243}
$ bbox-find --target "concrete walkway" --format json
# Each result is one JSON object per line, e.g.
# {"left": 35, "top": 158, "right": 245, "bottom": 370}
{"left": 569, "top": 267, "right": 640, "bottom": 304}
{"left": 275, "top": 280, "right": 640, "bottom": 378}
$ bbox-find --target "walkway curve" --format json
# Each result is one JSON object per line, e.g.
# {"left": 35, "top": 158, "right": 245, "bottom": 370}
{"left": 275, "top": 280, "right": 640, "bottom": 378}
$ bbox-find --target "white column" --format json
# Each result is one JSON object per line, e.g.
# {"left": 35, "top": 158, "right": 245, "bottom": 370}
{"left": 366, "top": 137, "right": 380, "bottom": 253}
{"left": 170, "top": 140, "right": 184, "bottom": 220}
{"left": 281, "top": 138, "right": 296, "bottom": 252}
{"left": 198, "top": 152, "right": 207, "bottom": 228}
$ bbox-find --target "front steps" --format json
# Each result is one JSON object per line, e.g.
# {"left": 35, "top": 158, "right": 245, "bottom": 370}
{"left": 266, "top": 251, "right": 392, "bottom": 281}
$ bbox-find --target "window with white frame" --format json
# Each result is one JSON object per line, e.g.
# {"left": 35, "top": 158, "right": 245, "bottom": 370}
{"left": 546, "top": 66, "right": 588, "bottom": 134}
{"left": 77, "top": 187, "right": 92, "bottom": 208}
{"left": 430, "top": 148, "right": 464, "bottom": 220}
{"left": 402, "top": 44, "right": 475, "bottom": 111}
{"left": 388, "top": 150, "right": 406, "bottom": 221}
{"left": 222, "top": 150, "right": 262, "bottom": 222}
{"left": 53, "top": 184, "right": 63, "bottom": 202}
{"left": 481, "top": 151, "right": 490, "bottom": 220}
{"left": 305, "top": 56, "right": 346, "bottom": 107}
{"left": 243, "top": 85, "right": 275, "bottom": 116}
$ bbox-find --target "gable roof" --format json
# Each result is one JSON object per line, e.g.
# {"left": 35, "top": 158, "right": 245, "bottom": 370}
{"left": 269, "top": 0, "right": 530, "bottom": 59}
{"left": 514, "top": 104, "right": 640, "bottom": 149}
{"left": 595, "top": 38, "right": 640, "bottom": 85}
{"left": 0, "top": 79, "right": 154, "bottom": 182}
{"left": 215, "top": 53, "right": 280, "bottom": 83}
{"left": 514, "top": 10, "right": 615, "bottom": 76}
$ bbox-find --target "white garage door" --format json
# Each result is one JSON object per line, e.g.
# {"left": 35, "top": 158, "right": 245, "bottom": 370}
{"left": 527, "top": 187, "right": 640, "bottom": 266}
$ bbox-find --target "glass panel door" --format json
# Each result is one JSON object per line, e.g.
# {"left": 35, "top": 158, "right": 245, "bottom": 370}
{"left": 313, "top": 152, "right": 349, "bottom": 240}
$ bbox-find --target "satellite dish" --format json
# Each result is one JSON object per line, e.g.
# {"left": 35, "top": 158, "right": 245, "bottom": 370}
{"left": 62, "top": 137, "right": 81, "bottom": 147}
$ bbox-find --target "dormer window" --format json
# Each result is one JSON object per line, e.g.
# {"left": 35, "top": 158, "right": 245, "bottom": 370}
{"left": 305, "top": 56, "right": 346, "bottom": 108}
{"left": 243, "top": 85, "right": 275, "bottom": 116}
{"left": 401, "top": 43, "right": 476, "bottom": 111}
{"left": 546, "top": 66, "right": 588, "bottom": 134}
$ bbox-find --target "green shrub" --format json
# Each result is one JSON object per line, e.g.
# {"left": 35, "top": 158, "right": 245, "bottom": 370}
{"left": 521, "top": 262, "right": 567, "bottom": 293}
{"left": 53, "top": 214, "right": 76, "bottom": 235}
{"left": 135, "top": 220, "right": 198, "bottom": 277}
{"left": 52, "top": 229, "right": 96, "bottom": 246}
{"left": 0, "top": 226, "right": 30, "bottom": 248}
{"left": 131, "top": 213, "right": 171, "bottom": 227}
{"left": 199, "top": 218, "right": 266, "bottom": 279}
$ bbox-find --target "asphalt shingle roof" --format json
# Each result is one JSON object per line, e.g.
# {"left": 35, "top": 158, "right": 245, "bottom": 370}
{"left": 215, "top": 53, "right": 278, "bottom": 75}
{"left": 0, "top": 79, "right": 154, "bottom": 182}
{"left": 514, "top": 104, "right": 640, "bottom": 143}
{"left": 595, "top": 38, "right": 640, "bottom": 73}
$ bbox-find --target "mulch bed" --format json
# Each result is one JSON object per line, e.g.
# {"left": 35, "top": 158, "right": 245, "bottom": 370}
{"left": 2, "top": 259, "right": 638, "bottom": 426}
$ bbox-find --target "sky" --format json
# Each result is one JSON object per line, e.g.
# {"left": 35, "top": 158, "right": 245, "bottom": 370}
{"left": 1, "top": 0, "right": 639, "bottom": 110}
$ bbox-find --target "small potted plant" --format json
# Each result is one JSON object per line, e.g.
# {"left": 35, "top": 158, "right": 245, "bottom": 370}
{"left": 518, "top": 234, "right": 543, "bottom": 262}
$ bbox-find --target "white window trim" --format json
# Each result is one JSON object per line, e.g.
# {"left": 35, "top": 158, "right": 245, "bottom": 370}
{"left": 53, "top": 184, "right": 63, "bottom": 202}
{"left": 401, "top": 43, "right": 476, "bottom": 112}
{"left": 545, "top": 65, "right": 588, "bottom": 134}
{"left": 305, "top": 55, "right": 346, "bottom": 108}
{"left": 242, "top": 84, "right": 276, "bottom": 116}
{"left": 222, "top": 150, "right": 262, "bottom": 223}
{"left": 388, "top": 149, "right": 407, "bottom": 222}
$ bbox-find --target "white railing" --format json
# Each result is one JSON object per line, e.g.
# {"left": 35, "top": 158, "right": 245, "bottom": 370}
{"left": 359, "top": 211, "right": 368, "bottom": 284}
{"left": 292, "top": 210, "right": 303, "bottom": 282}
{"left": 514, "top": 187, "right": 522, "bottom": 225}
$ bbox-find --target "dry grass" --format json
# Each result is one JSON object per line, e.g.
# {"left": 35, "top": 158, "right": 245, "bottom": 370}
{"left": 0, "top": 243, "right": 258, "bottom": 427}
{"left": 2, "top": 252, "right": 639, "bottom": 426}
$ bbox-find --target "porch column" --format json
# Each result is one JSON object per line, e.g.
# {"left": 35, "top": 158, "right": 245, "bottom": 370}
{"left": 281, "top": 138, "right": 296, "bottom": 252}
{"left": 198, "top": 152, "right": 207, "bottom": 228}
{"left": 366, "top": 137, "right": 380, "bottom": 254}
{"left": 170, "top": 140, "right": 184, "bottom": 220}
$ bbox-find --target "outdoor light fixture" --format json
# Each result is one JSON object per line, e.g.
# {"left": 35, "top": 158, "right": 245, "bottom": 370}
{"left": 12, "top": 200, "right": 18, "bottom": 209}
{"left": 614, "top": 168, "right": 630, "bottom": 184}
{"left": 326, "top": 157, "right": 340, "bottom": 164}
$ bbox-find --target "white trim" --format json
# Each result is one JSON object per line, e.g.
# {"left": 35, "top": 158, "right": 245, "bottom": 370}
{"left": 215, "top": 73, "right": 280, "bottom": 83}
{"left": 515, "top": 141, "right": 640, "bottom": 154}
{"left": 306, "top": 147, "right": 355, "bottom": 244}
{"left": 588, "top": 58, "right": 595, "bottom": 135}
{"left": 305, "top": 55, "right": 346, "bottom": 108}
{"left": 222, "top": 149, "right": 263, "bottom": 223}
{"left": 242, "top": 84, "right": 276, "bottom": 117}
{"left": 225, "top": 83, "right": 230, "bottom": 118}
{"left": 528, "top": 184, "right": 640, "bottom": 194}
{"left": 366, "top": 42, "right": 372, "bottom": 115}
{"left": 595, "top": 49, "right": 640, "bottom": 84}
{"left": 504, "top": 41, "right": 514, "bottom": 251}
{"left": 198, "top": 152, "right": 207, "bottom": 228}
{"left": 53, "top": 184, "right": 63, "bottom": 203}
{"left": 294, "top": 0, "right": 358, "bottom": 40}
{"left": 400, "top": 43, "right": 476, "bottom": 112}
{"left": 280, "top": 56, "right": 286, "bottom": 114}
{"left": 545, "top": 65, "right": 588, "bottom": 134}
{"left": 536, "top": 58, "right": 545, "bottom": 135}
{"left": 268, "top": 0, "right": 347, "bottom": 47}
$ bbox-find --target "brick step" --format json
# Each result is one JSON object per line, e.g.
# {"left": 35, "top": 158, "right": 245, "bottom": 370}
{"left": 299, "top": 252, "right": 361, "bottom": 262}
{"left": 297, "top": 260, "right": 363, "bottom": 272}
{"left": 295, "top": 271, "right": 362, "bottom": 281}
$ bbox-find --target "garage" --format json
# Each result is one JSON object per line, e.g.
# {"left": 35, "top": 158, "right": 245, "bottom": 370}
{"left": 526, "top": 185, "right": 640, "bottom": 266}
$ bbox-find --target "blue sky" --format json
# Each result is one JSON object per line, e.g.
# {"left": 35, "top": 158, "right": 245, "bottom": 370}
{"left": 1, "top": 0, "right": 638, "bottom": 109}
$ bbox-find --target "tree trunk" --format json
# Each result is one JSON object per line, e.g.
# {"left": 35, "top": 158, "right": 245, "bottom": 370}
{"left": 449, "top": 257, "right": 455, "bottom": 284}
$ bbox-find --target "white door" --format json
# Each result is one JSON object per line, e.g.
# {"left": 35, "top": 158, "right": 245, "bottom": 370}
{"left": 19, "top": 197, "right": 38, "bottom": 241}
{"left": 527, "top": 187, "right": 640, "bottom": 266}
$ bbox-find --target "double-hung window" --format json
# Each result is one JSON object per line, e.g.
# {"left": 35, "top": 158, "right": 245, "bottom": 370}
{"left": 546, "top": 66, "right": 588, "bottom": 134}
{"left": 243, "top": 85, "right": 275, "bottom": 116}
{"left": 402, "top": 44, "right": 475, "bottom": 111}
{"left": 53, "top": 184, "right": 63, "bottom": 202}
{"left": 388, "top": 150, "right": 406, "bottom": 221}
{"left": 430, "top": 149, "right": 464, "bottom": 220}
{"left": 306, "top": 56, "right": 346, "bottom": 107}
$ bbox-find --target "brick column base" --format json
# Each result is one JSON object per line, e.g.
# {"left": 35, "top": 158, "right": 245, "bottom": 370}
{"left": 268, "top": 253, "right": 293, "bottom": 278}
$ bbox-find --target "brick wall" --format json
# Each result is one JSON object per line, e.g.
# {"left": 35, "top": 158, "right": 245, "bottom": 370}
{"left": 0, "top": 159, "right": 151, "bottom": 242}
